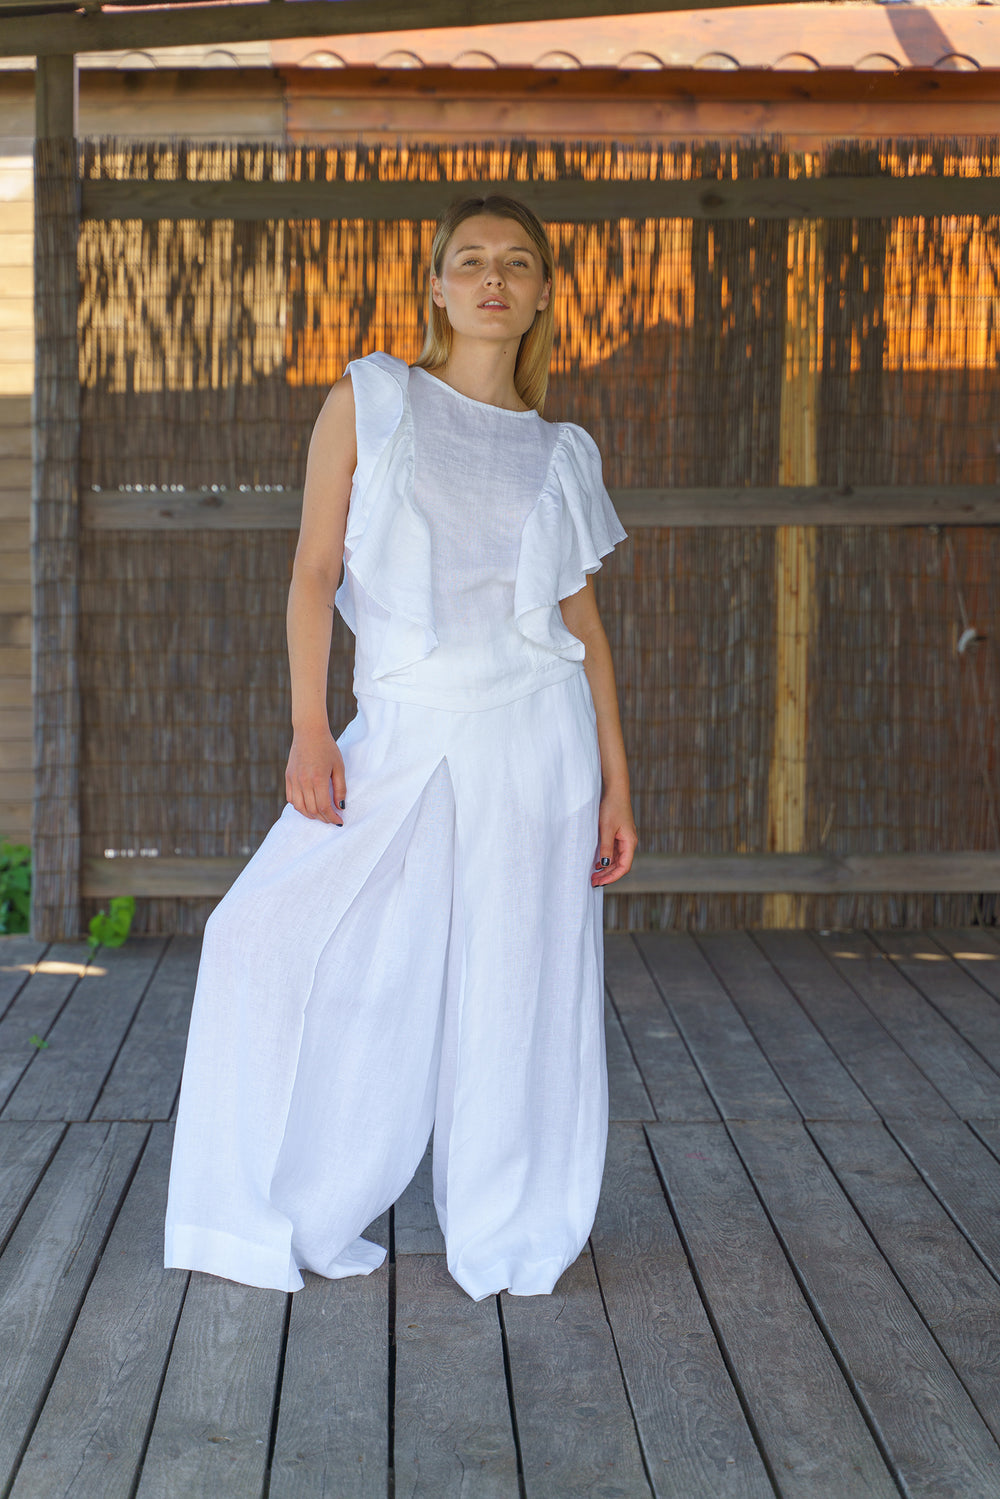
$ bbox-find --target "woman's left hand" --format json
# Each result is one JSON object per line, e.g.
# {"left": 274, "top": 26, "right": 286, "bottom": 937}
{"left": 592, "top": 794, "right": 639, "bottom": 887}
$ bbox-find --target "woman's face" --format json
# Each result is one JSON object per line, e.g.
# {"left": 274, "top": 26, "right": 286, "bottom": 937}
{"left": 430, "top": 213, "right": 551, "bottom": 344}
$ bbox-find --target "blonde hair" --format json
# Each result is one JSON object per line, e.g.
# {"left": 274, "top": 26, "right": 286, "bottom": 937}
{"left": 413, "top": 195, "right": 555, "bottom": 414}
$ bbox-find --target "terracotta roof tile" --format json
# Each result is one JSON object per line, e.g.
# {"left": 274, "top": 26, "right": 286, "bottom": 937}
{"left": 271, "top": 5, "right": 1000, "bottom": 74}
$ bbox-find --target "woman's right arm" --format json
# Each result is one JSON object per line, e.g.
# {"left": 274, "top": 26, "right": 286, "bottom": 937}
{"left": 284, "top": 373, "right": 358, "bottom": 825}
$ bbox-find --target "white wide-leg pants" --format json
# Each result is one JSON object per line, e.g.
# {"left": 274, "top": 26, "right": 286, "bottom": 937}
{"left": 163, "top": 669, "right": 608, "bottom": 1301}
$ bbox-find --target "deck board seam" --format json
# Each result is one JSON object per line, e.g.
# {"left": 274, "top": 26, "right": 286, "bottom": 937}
{"left": 803, "top": 1117, "right": 1000, "bottom": 1463}
{"left": 639, "top": 1122, "right": 783, "bottom": 1499}
{"left": 802, "top": 929, "right": 962, "bottom": 1119}
{"left": 585, "top": 1238, "right": 656, "bottom": 1499}
{"left": 3, "top": 1121, "right": 154, "bottom": 1499}
{"left": 85, "top": 938, "right": 171, "bottom": 1124}
{"left": 721, "top": 1118, "right": 911, "bottom": 1499}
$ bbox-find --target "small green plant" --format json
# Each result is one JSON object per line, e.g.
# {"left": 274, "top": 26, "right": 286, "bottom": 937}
{"left": 28, "top": 1034, "right": 49, "bottom": 1050}
{"left": 0, "top": 841, "right": 31, "bottom": 935}
{"left": 87, "top": 895, "right": 136, "bottom": 952}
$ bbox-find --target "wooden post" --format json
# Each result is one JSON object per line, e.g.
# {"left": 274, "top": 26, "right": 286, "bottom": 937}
{"left": 763, "top": 212, "right": 822, "bottom": 929}
{"left": 31, "top": 54, "right": 81, "bottom": 939}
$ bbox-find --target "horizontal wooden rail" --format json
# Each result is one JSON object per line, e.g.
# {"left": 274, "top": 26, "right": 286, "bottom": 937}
{"left": 2, "top": 0, "right": 883, "bottom": 60}
{"left": 82, "top": 484, "right": 1000, "bottom": 531}
{"left": 78, "top": 175, "right": 1000, "bottom": 224}
{"left": 82, "top": 851, "right": 1000, "bottom": 899}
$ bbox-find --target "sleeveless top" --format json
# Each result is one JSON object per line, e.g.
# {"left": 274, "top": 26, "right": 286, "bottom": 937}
{"left": 334, "top": 351, "right": 627, "bottom": 712}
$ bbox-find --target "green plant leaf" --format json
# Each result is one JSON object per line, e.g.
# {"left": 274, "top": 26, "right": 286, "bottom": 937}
{"left": 87, "top": 895, "right": 136, "bottom": 951}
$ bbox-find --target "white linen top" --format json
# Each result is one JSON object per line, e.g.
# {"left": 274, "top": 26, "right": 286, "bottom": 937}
{"left": 334, "top": 351, "right": 627, "bottom": 712}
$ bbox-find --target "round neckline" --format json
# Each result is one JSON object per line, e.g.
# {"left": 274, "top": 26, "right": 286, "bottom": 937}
{"left": 409, "top": 364, "right": 538, "bottom": 418}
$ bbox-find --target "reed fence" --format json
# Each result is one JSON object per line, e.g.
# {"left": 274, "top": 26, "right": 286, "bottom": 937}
{"left": 30, "top": 135, "right": 1000, "bottom": 936}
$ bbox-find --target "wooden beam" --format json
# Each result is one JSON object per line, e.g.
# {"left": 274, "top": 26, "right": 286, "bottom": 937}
{"left": 32, "top": 119, "right": 81, "bottom": 940}
{"left": 34, "top": 52, "right": 77, "bottom": 139}
{"left": 80, "top": 484, "right": 1000, "bottom": 532}
{"left": 2, "top": 0, "right": 839, "bottom": 59}
{"left": 764, "top": 211, "right": 821, "bottom": 930}
{"left": 81, "top": 850, "right": 1000, "bottom": 899}
{"left": 78, "top": 174, "right": 1000, "bottom": 224}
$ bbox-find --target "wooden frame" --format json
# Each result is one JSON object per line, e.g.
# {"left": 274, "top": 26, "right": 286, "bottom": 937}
{"left": 82, "top": 852, "right": 1000, "bottom": 899}
{"left": 31, "top": 57, "right": 80, "bottom": 942}
{"left": 81, "top": 485, "right": 1000, "bottom": 531}
{"left": 26, "top": 37, "right": 1000, "bottom": 933}
{"left": 79, "top": 175, "right": 1000, "bottom": 224}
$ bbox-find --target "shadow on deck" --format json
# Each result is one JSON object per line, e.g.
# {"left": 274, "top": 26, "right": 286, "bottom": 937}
{"left": 1, "top": 926, "right": 1000, "bottom": 1497}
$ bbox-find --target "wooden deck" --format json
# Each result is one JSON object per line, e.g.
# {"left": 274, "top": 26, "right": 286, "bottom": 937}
{"left": 2, "top": 928, "right": 1000, "bottom": 1497}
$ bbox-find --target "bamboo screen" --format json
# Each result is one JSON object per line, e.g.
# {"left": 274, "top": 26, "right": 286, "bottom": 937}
{"left": 76, "top": 138, "right": 1000, "bottom": 933}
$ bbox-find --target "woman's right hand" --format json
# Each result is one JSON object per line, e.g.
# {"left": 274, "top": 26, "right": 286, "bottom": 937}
{"left": 285, "top": 723, "right": 347, "bottom": 825}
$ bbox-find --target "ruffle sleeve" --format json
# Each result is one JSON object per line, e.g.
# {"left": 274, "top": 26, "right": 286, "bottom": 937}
{"left": 334, "top": 352, "right": 439, "bottom": 680}
{"left": 513, "top": 422, "right": 628, "bottom": 663}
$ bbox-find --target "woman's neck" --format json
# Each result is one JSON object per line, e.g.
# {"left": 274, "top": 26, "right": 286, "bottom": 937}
{"left": 428, "top": 342, "right": 528, "bottom": 412}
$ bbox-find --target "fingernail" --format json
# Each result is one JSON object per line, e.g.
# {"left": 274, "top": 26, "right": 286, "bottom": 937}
{"left": 339, "top": 800, "right": 345, "bottom": 809}
{"left": 600, "top": 857, "right": 611, "bottom": 867}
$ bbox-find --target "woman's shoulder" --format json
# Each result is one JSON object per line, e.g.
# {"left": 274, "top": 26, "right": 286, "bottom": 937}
{"left": 344, "top": 350, "right": 409, "bottom": 384}
{"left": 548, "top": 418, "right": 604, "bottom": 467}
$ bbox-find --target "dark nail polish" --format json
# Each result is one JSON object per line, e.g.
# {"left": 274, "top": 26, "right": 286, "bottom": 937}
{"left": 339, "top": 800, "right": 346, "bottom": 809}
{"left": 600, "top": 856, "right": 611, "bottom": 867}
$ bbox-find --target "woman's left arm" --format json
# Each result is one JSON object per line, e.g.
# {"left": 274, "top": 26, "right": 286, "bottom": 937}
{"left": 560, "top": 577, "right": 639, "bottom": 887}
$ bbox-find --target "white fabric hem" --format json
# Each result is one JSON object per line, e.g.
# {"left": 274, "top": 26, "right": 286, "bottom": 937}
{"left": 165, "top": 1223, "right": 388, "bottom": 1293}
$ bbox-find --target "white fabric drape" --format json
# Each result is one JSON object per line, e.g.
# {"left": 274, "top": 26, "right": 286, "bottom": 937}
{"left": 164, "top": 352, "right": 627, "bottom": 1300}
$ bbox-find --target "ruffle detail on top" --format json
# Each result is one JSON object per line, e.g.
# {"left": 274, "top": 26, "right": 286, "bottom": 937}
{"left": 513, "top": 422, "right": 628, "bottom": 663}
{"left": 335, "top": 352, "right": 439, "bottom": 680}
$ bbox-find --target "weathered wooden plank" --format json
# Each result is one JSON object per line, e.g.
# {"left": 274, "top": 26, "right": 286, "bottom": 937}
{"left": 868, "top": 929, "right": 1000, "bottom": 1077}
{"left": 637, "top": 933, "right": 798, "bottom": 1121}
{"left": 0, "top": 1120, "right": 63, "bottom": 1250}
{"left": 645, "top": 1121, "right": 897, "bottom": 1499}
{"left": 0, "top": 935, "right": 47, "bottom": 1013}
{"left": 81, "top": 852, "right": 1000, "bottom": 899}
{"left": 811, "top": 1119, "right": 1000, "bottom": 1448}
{"left": 77, "top": 174, "right": 1000, "bottom": 224}
{"left": 591, "top": 1125, "right": 771, "bottom": 1498}
{"left": 753, "top": 931, "right": 957, "bottom": 1120}
{"left": 83, "top": 855, "right": 246, "bottom": 898}
{"left": 889, "top": 1117, "right": 1000, "bottom": 1282}
{"left": 91, "top": 936, "right": 198, "bottom": 1121}
{"left": 0, "top": 1122, "right": 149, "bottom": 1493}
{"left": 928, "top": 927, "right": 1000, "bottom": 1003}
{"left": 605, "top": 987, "right": 656, "bottom": 1123}
{"left": 502, "top": 1248, "right": 651, "bottom": 1498}
{"left": 135, "top": 1272, "right": 287, "bottom": 1499}
{"left": 730, "top": 1118, "right": 1000, "bottom": 1495}
{"left": 394, "top": 1140, "right": 445, "bottom": 1256}
{"left": 11, "top": 0, "right": 850, "bottom": 61}
{"left": 269, "top": 1250, "right": 389, "bottom": 1499}
{"left": 604, "top": 935, "right": 717, "bottom": 1122}
{"left": 0, "top": 942, "right": 92, "bottom": 1113}
{"left": 80, "top": 483, "right": 1000, "bottom": 532}
{"left": 2, "top": 938, "right": 167, "bottom": 1122}
{"left": 618, "top": 853, "right": 1000, "bottom": 895}
{"left": 394, "top": 1255, "right": 519, "bottom": 1498}
{"left": 31, "top": 133, "right": 81, "bottom": 941}
{"left": 813, "top": 931, "right": 1000, "bottom": 1118}
{"left": 8, "top": 1125, "right": 187, "bottom": 1499}
{"left": 695, "top": 932, "right": 879, "bottom": 1121}
{"left": 612, "top": 484, "right": 1000, "bottom": 528}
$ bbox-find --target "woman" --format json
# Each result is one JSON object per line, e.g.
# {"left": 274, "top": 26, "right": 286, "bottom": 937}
{"left": 164, "top": 194, "right": 638, "bottom": 1302}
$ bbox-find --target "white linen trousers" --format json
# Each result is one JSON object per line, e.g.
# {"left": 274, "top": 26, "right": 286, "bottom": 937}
{"left": 163, "top": 351, "right": 628, "bottom": 1301}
